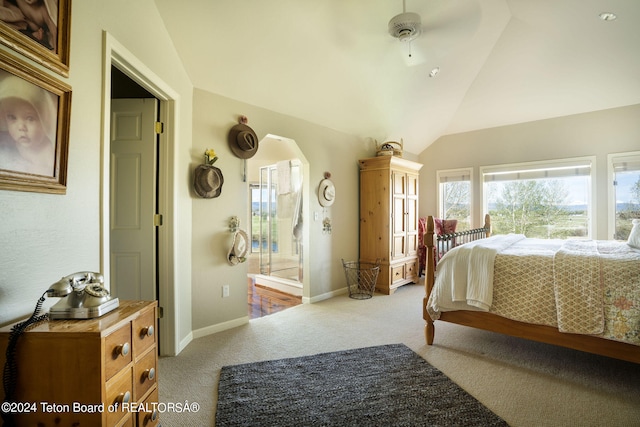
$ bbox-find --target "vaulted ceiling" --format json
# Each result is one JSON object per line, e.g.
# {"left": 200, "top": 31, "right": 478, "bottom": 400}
{"left": 154, "top": 0, "right": 640, "bottom": 155}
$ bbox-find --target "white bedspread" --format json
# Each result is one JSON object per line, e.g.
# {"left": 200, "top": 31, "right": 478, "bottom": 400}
{"left": 428, "top": 234, "right": 526, "bottom": 317}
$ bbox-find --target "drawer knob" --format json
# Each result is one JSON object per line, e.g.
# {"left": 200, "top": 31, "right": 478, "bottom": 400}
{"left": 146, "top": 409, "right": 159, "bottom": 423}
{"left": 116, "top": 342, "right": 130, "bottom": 357}
{"left": 141, "top": 325, "right": 154, "bottom": 337}
{"left": 143, "top": 367, "right": 156, "bottom": 381}
{"left": 117, "top": 391, "right": 131, "bottom": 404}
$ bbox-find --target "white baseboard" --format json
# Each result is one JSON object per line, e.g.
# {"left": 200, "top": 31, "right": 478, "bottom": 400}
{"left": 304, "top": 287, "right": 348, "bottom": 304}
{"left": 191, "top": 316, "right": 249, "bottom": 340}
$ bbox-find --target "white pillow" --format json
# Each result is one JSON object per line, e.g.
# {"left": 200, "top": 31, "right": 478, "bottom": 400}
{"left": 628, "top": 219, "right": 640, "bottom": 249}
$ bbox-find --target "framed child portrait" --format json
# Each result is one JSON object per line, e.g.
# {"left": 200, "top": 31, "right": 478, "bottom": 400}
{"left": 0, "top": 0, "right": 71, "bottom": 77}
{"left": 0, "top": 48, "right": 71, "bottom": 194}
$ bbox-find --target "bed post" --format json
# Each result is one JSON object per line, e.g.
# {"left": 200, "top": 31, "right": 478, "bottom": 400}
{"left": 424, "top": 216, "right": 435, "bottom": 345}
{"left": 484, "top": 213, "right": 491, "bottom": 237}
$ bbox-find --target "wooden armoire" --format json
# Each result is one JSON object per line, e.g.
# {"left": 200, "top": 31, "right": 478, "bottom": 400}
{"left": 359, "top": 156, "right": 422, "bottom": 294}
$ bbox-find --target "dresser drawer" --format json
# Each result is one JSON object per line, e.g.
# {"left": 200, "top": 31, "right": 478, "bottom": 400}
{"left": 105, "top": 366, "right": 133, "bottom": 426}
{"left": 132, "top": 308, "right": 156, "bottom": 357}
{"left": 137, "top": 388, "right": 160, "bottom": 427}
{"left": 116, "top": 413, "right": 134, "bottom": 427}
{"left": 105, "top": 323, "right": 132, "bottom": 380}
{"left": 134, "top": 348, "right": 157, "bottom": 400}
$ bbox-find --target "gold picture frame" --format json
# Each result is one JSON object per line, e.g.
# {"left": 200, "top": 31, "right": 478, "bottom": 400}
{"left": 0, "top": 0, "right": 71, "bottom": 77}
{"left": 0, "top": 48, "right": 71, "bottom": 194}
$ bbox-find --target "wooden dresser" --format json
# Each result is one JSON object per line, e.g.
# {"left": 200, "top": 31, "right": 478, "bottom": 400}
{"left": 0, "top": 300, "right": 159, "bottom": 427}
{"left": 359, "top": 156, "right": 422, "bottom": 294}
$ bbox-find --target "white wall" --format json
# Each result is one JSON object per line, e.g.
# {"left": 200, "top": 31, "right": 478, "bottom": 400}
{"left": 418, "top": 104, "right": 640, "bottom": 240}
{"left": 0, "top": 0, "right": 194, "bottom": 354}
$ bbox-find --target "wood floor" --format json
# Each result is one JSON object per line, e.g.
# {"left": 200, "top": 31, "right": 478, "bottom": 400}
{"left": 247, "top": 278, "right": 301, "bottom": 319}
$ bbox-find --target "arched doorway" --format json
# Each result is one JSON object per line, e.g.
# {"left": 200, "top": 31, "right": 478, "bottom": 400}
{"left": 246, "top": 135, "right": 309, "bottom": 318}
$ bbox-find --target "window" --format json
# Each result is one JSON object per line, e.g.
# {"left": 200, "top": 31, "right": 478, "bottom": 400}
{"left": 609, "top": 152, "right": 640, "bottom": 240}
{"left": 481, "top": 158, "right": 594, "bottom": 238}
{"left": 437, "top": 168, "right": 472, "bottom": 231}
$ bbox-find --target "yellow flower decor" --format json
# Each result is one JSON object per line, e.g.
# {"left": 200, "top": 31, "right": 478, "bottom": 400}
{"left": 204, "top": 148, "right": 218, "bottom": 165}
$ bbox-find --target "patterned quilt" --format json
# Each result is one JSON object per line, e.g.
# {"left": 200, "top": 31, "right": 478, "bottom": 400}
{"left": 427, "top": 237, "right": 640, "bottom": 346}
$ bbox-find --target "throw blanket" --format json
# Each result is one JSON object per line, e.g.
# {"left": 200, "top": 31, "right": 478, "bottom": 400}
{"left": 445, "top": 234, "right": 526, "bottom": 310}
{"left": 554, "top": 240, "right": 604, "bottom": 334}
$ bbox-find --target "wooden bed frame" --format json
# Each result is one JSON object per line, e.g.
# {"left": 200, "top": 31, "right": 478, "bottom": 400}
{"left": 422, "top": 214, "right": 640, "bottom": 364}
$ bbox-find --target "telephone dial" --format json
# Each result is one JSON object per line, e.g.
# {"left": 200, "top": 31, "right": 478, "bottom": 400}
{"left": 47, "top": 271, "right": 119, "bottom": 320}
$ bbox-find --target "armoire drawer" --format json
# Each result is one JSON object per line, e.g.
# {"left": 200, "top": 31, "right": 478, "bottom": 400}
{"left": 390, "top": 264, "right": 405, "bottom": 284}
{"left": 405, "top": 260, "right": 417, "bottom": 281}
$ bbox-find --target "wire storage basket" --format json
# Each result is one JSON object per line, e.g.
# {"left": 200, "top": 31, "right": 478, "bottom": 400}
{"left": 341, "top": 259, "right": 380, "bottom": 300}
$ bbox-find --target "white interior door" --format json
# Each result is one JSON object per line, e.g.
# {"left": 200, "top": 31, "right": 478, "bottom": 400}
{"left": 110, "top": 98, "right": 157, "bottom": 301}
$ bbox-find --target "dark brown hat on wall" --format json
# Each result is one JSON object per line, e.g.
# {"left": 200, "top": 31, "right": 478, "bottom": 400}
{"left": 228, "top": 123, "right": 259, "bottom": 159}
{"left": 194, "top": 164, "right": 224, "bottom": 198}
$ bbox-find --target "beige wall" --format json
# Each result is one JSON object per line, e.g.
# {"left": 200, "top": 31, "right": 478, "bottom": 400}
{"left": 418, "top": 104, "right": 640, "bottom": 240}
{"left": 190, "top": 89, "right": 372, "bottom": 333}
{"left": 0, "top": 1, "right": 194, "bottom": 354}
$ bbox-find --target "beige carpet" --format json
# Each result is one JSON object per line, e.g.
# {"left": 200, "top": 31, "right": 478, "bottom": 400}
{"left": 159, "top": 281, "right": 640, "bottom": 426}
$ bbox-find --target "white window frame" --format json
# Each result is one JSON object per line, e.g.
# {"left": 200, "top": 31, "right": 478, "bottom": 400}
{"left": 607, "top": 151, "right": 640, "bottom": 239}
{"left": 436, "top": 167, "right": 473, "bottom": 227}
{"left": 480, "top": 156, "right": 596, "bottom": 238}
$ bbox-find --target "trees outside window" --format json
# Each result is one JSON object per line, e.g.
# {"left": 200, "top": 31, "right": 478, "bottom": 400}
{"left": 437, "top": 169, "right": 471, "bottom": 230}
{"left": 611, "top": 153, "right": 640, "bottom": 239}
{"left": 482, "top": 158, "right": 593, "bottom": 239}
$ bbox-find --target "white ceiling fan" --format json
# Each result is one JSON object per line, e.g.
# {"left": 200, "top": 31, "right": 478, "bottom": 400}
{"left": 388, "top": 0, "right": 422, "bottom": 60}
{"left": 387, "top": 0, "right": 482, "bottom": 67}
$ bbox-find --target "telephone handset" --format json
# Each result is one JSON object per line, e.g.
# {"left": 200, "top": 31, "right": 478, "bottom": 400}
{"left": 48, "top": 271, "right": 119, "bottom": 320}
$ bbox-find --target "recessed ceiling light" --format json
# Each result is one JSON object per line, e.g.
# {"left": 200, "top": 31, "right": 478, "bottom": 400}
{"left": 599, "top": 12, "right": 617, "bottom": 21}
{"left": 429, "top": 67, "right": 440, "bottom": 78}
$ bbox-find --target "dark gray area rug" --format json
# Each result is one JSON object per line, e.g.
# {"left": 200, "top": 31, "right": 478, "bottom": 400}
{"left": 216, "top": 343, "right": 509, "bottom": 426}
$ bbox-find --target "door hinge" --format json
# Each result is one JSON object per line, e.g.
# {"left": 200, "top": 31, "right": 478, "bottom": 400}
{"left": 155, "top": 122, "right": 164, "bottom": 134}
{"left": 158, "top": 306, "right": 164, "bottom": 318}
{"left": 154, "top": 214, "right": 163, "bottom": 227}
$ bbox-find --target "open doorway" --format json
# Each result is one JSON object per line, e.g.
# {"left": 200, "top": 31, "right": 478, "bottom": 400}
{"left": 246, "top": 135, "right": 308, "bottom": 318}
{"left": 110, "top": 66, "right": 160, "bottom": 299}
{"left": 110, "top": 66, "right": 161, "bottom": 335}
{"left": 101, "top": 32, "right": 179, "bottom": 356}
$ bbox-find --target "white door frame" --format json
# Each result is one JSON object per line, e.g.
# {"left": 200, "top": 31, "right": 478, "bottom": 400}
{"left": 101, "top": 31, "right": 178, "bottom": 356}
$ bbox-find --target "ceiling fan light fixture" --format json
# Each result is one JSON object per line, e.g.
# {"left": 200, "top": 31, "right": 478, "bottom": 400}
{"left": 388, "top": 12, "right": 422, "bottom": 42}
{"left": 599, "top": 12, "right": 617, "bottom": 21}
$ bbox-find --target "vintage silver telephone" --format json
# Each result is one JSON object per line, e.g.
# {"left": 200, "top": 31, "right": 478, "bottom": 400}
{"left": 47, "top": 271, "right": 119, "bottom": 320}
{"left": 2, "top": 272, "right": 120, "bottom": 421}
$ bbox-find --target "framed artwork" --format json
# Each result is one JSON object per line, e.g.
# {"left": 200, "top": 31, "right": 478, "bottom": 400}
{"left": 0, "top": 48, "right": 71, "bottom": 194}
{"left": 0, "top": 0, "right": 71, "bottom": 77}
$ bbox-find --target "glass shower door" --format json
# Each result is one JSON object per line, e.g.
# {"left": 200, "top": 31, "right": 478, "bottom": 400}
{"left": 258, "top": 166, "right": 276, "bottom": 275}
{"left": 257, "top": 161, "right": 303, "bottom": 282}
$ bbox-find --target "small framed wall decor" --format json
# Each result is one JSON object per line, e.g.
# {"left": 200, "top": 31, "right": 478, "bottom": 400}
{"left": 0, "top": 48, "right": 71, "bottom": 194}
{"left": 0, "top": 0, "right": 72, "bottom": 77}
